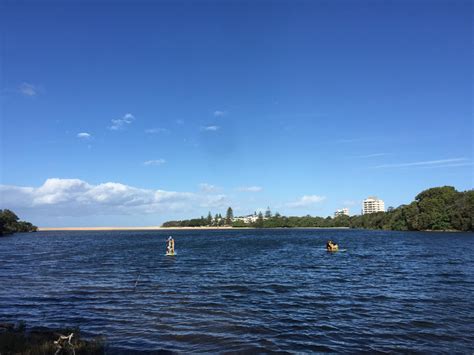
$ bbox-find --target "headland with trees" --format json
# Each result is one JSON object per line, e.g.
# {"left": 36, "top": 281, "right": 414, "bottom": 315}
{"left": 0, "top": 209, "right": 38, "bottom": 236}
{"left": 162, "top": 186, "right": 473, "bottom": 232}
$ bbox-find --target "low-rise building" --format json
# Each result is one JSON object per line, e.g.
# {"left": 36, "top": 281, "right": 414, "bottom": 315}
{"left": 334, "top": 208, "right": 349, "bottom": 217}
{"left": 233, "top": 214, "right": 259, "bottom": 224}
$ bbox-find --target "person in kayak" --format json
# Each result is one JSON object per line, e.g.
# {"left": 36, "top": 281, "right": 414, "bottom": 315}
{"left": 167, "top": 236, "right": 175, "bottom": 255}
{"left": 326, "top": 240, "right": 338, "bottom": 251}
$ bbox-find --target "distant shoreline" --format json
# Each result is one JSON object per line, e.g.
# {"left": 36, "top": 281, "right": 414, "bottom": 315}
{"left": 39, "top": 226, "right": 235, "bottom": 231}
{"left": 38, "top": 226, "right": 351, "bottom": 231}
{"left": 35, "top": 227, "right": 468, "bottom": 233}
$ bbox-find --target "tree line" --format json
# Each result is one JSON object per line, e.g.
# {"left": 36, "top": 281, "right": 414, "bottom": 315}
{"left": 0, "top": 209, "right": 38, "bottom": 235}
{"left": 349, "top": 186, "right": 472, "bottom": 232}
{"left": 162, "top": 186, "right": 473, "bottom": 232}
{"left": 162, "top": 207, "right": 235, "bottom": 227}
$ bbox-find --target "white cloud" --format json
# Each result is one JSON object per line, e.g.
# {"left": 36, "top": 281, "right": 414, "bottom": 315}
{"left": 374, "top": 158, "right": 467, "bottom": 169}
{"left": 77, "top": 132, "right": 91, "bottom": 139}
{"left": 238, "top": 186, "right": 263, "bottom": 192}
{"left": 0, "top": 178, "right": 228, "bottom": 217}
{"left": 143, "top": 159, "right": 166, "bottom": 166}
{"left": 109, "top": 113, "right": 135, "bottom": 130}
{"left": 287, "top": 195, "right": 326, "bottom": 208}
{"left": 19, "top": 83, "right": 38, "bottom": 96}
{"left": 199, "top": 183, "right": 220, "bottom": 193}
{"left": 213, "top": 110, "right": 227, "bottom": 117}
{"left": 145, "top": 128, "right": 169, "bottom": 134}
{"left": 202, "top": 125, "right": 219, "bottom": 131}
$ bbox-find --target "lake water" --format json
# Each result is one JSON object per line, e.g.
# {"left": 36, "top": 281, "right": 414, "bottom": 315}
{"left": 1, "top": 229, "right": 473, "bottom": 353}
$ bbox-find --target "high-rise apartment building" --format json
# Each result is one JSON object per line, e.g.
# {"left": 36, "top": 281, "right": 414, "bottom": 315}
{"left": 363, "top": 197, "right": 385, "bottom": 214}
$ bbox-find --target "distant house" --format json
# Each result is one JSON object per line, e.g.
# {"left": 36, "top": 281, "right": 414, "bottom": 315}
{"left": 334, "top": 208, "right": 349, "bottom": 217}
{"left": 363, "top": 197, "right": 385, "bottom": 214}
{"left": 233, "top": 214, "right": 260, "bottom": 224}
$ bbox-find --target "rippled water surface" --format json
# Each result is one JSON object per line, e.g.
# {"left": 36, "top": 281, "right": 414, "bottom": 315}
{"left": 1, "top": 229, "right": 473, "bottom": 353}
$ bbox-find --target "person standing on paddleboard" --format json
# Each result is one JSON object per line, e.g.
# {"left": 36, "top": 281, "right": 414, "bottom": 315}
{"left": 167, "top": 236, "right": 175, "bottom": 255}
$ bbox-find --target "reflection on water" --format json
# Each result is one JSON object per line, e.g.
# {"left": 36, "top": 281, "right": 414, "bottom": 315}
{"left": 1, "top": 229, "right": 473, "bottom": 352}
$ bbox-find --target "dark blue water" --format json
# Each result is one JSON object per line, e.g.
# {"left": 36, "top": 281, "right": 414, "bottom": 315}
{"left": 1, "top": 229, "right": 473, "bottom": 353}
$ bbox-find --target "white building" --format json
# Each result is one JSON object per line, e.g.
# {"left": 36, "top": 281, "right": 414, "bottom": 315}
{"left": 233, "top": 214, "right": 259, "bottom": 224}
{"left": 363, "top": 197, "right": 385, "bottom": 214}
{"left": 334, "top": 208, "right": 349, "bottom": 217}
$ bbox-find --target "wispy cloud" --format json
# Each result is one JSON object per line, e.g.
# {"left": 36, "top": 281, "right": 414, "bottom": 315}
{"left": 18, "top": 83, "right": 39, "bottom": 96}
{"left": 357, "top": 153, "right": 386, "bottom": 158}
{"left": 374, "top": 158, "right": 468, "bottom": 169}
{"left": 199, "top": 183, "right": 221, "bottom": 193}
{"left": 109, "top": 113, "right": 135, "bottom": 130}
{"left": 77, "top": 132, "right": 92, "bottom": 139}
{"left": 335, "top": 138, "right": 366, "bottom": 143}
{"left": 143, "top": 159, "right": 166, "bottom": 166}
{"left": 145, "top": 128, "right": 170, "bottom": 134}
{"left": 176, "top": 119, "right": 184, "bottom": 125}
{"left": 287, "top": 195, "right": 326, "bottom": 208}
{"left": 213, "top": 110, "right": 227, "bottom": 117}
{"left": 0, "top": 178, "right": 229, "bottom": 217}
{"left": 202, "top": 125, "right": 219, "bottom": 131}
{"left": 420, "top": 162, "right": 473, "bottom": 169}
{"left": 238, "top": 186, "right": 263, "bottom": 192}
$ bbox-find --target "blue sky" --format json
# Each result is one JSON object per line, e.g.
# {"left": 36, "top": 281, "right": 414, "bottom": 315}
{"left": 1, "top": 0, "right": 472, "bottom": 226}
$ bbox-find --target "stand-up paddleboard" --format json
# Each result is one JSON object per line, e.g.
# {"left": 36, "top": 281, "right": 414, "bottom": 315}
{"left": 166, "top": 236, "right": 176, "bottom": 256}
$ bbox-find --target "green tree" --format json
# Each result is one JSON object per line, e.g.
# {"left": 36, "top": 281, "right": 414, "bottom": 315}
{"left": 0, "top": 209, "right": 19, "bottom": 234}
{"left": 449, "top": 190, "right": 474, "bottom": 231}
{"left": 416, "top": 186, "right": 458, "bottom": 230}
{"left": 225, "top": 207, "right": 234, "bottom": 225}
{"left": 333, "top": 215, "right": 350, "bottom": 227}
{"left": 1, "top": 210, "right": 18, "bottom": 234}
{"left": 255, "top": 211, "right": 264, "bottom": 228}
{"left": 207, "top": 211, "right": 212, "bottom": 226}
{"left": 265, "top": 207, "right": 272, "bottom": 219}
{"left": 0, "top": 209, "right": 37, "bottom": 235}
{"left": 232, "top": 220, "right": 248, "bottom": 227}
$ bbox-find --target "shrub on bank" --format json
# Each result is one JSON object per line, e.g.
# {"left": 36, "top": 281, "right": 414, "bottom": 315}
{"left": 0, "top": 322, "right": 104, "bottom": 355}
